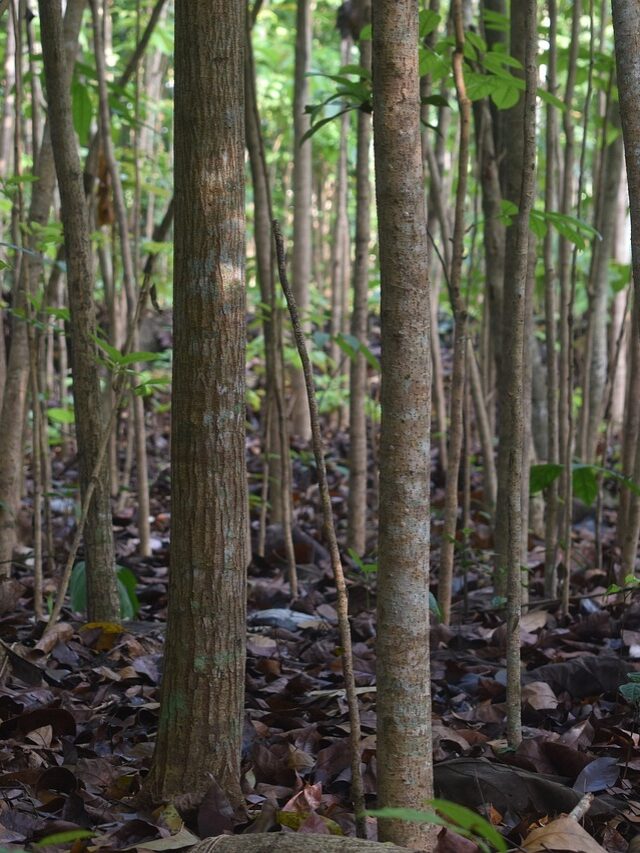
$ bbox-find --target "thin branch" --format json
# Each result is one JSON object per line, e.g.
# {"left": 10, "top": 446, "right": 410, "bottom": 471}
{"left": 273, "top": 220, "right": 366, "bottom": 836}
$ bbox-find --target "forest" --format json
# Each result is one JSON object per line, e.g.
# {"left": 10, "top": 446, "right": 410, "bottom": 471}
{"left": 1, "top": 0, "right": 640, "bottom": 851}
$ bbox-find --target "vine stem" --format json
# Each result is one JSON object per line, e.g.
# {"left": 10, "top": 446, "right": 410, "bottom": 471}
{"left": 273, "top": 220, "right": 367, "bottom": 837}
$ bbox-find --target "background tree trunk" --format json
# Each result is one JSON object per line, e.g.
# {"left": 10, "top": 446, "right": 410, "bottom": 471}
{"left": 38, "top": 0, "right": 120, "bottom": 621}
{"left": 290, "top": 0, "right": 313, "bottom": 440}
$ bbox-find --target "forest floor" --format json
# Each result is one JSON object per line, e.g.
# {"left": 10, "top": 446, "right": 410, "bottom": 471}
{"left": 0, "top": 395, "right": 640, "bottom": 852}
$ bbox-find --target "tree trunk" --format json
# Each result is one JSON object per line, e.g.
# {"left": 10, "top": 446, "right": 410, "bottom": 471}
{"left": 580, "top": 96, "right": 623, "bottom": 463}
{"left": 437, "top": 0, "right": 471, "bottom": 626}
{"left": 144, "top": 0, "right": 248, "bottom": 805}
{"left": 0, "top": 0, "right": 84, "bottom": 577}
{"left": 613, "top": 0, "right": 640, "bottom": 578}
{"left": 493, "top": 0, "right": 538, "bottom": 748}
{"left": 38, "top": 0, "right": 120, "bottom": 621}
{"left": 290, "top": 0, "right": 313, "bottom": 440}
{"left": 372, "top": 0, "right": 436, "bottom": 847}
{"left": 347, "top": 1, "right": 372, "bottom": 557}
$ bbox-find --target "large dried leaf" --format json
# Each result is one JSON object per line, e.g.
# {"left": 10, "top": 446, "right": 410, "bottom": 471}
{"left": 522, "top": 816, "right": 606, "bottom": 852}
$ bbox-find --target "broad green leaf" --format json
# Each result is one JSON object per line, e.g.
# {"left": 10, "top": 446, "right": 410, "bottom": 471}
{"left": 359, "top": 23, "right": 372, "bottom": 40}
{"left": 572, "top": 463, "right": 599, "bottom": 506}
{"left": 483, "top": 8, "right": 509, "bottom": 32}
{"left": 419, "top": 9, "right": 441, "bottom": 38}
{"left": 466, "top": 31, "right": 487, "bottom": 55}
{"left": 71, "top": 79, "right": 92, "bottom": 146}
{"left": 118, "top": 350, "right": 159, "bottom": 366}
{"left": 620, "top": 683, "right": 640, "bottom": 705}
{"left": 529, "top": 463, "right": 563, "bottom": 494}
{"left": 421, "top": 94, "right": 449, "bottom": 108}
{"left": 47, "top": 407, "right": 75, "bottom": 424}
{"left": 490, "top": 80, "right": 521, "bottom": 110}
{"left": 35, "top": 830, "right": 94, "bottom": 846}
{"left": 529, "top": 209, "right": 548, "bottom": 239}
{"left": 537, "top": 87, "right": 567, "bottom": 111}
{"left": 94, "top": 335, "right": 126, "bottom": 365}
{"left": 339, "top": 63, "right": 372, "bottom": 81}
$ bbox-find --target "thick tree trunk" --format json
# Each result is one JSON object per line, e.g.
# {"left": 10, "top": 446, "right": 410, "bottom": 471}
{"left": 38, "top": 0, "right": 120, "bottom": 621}
{"left": 144, "top": 0, "right": 248, "bottom": 804}
{"left": 372, "top": 0, "right": 435, "bottom": 847}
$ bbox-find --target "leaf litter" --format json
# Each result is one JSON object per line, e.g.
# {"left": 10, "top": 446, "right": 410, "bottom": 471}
{"left": 0, "top": 416, "right": 639, "bottom": 851}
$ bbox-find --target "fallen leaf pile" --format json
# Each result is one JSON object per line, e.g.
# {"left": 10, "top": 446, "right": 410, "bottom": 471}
{"left": 0, "top": 412, "right": 638, "bottom": 851}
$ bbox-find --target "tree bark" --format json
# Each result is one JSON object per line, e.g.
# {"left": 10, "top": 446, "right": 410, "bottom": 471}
{"left": 144, "top": 0, "right": 248, "bottom": 805}
{"left": 38, "top": 0, "right": 120, "bottom": 621}
{"left": 347, "top": 1, "right": 372, "bottom": 557}
{"left": 372, "top": 0, "right": 436, "bottom": 847}
{"left": 492, "top": 0, "right": 538, "bottom": 748}
{"left": 0, "top": 0, "right": 84, "bottom": 576}
{"left": 613, "top": 0, "right": 640, "bottom": 578}
{"left": 290, "top": 0, "right": 313, "bottom": 440}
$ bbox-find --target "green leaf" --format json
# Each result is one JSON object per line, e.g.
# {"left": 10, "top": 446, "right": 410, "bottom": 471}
{"left": 429, "top": 592, "right": 442, "bottom": 622}
{"left": 117, "top": 567, "right": 140, "bottom": 618}
{"left": 529, "top": 209, "right": 548, "bottom": 239}
{"left": 69, "top": 562, "right": 139, "bottom": 619}
{"left": 537, "top": 86, "right": 567, "bottom": 111}
{"left": 0, "top": 258, "right": 11, "bottom": 271}
{"left": 47, "top": 407, "right": 75, "bottom": 425}
{"left": 490, "top": 80, "right": 521, "bottom": 109}
{"left": 339, "top": 63, "right": 372, "bottom": 81}
{"left": 421, "top": 94, "right": 449, "bottom": 108}
{"left": 572, "top": 463, "right": 599, "bottom": 506}
{"left": 620, "top": 682, "right": 640, "bottom": 705}
{"left": 367, "top": 801, "right": 507, "bottom": 852}
{"left": 301, "top": 106, "right": 354, "bottom": 144}
{"left": 419, "top": 9, "right": 441, "bottom": 39}
{"left": 359, "top": 23, "right": 372, "bottom": 40}
{"left": 483, "top": 8, "right": 509, "bottom": 32}
{"left": 35, "top": 830, "right": 94, "bottom": 846}
{"left": 71, "top": 79, "right": 92, "bottom": 146}
{"left": 118, "top": 350, "right": 159, "bottom": 366}
{"left": 529, "top": 463, "right": 563, "bottom": 495}
{"left": 466, "top": 31, "right": 487, "bottom": 55}
{"left": 94, "top": 335, "right": 126, "bottom": 365}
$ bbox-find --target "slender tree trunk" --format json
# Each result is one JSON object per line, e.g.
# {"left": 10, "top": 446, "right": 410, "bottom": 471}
{"left": 38, "top": 0, "right": 120, "bottom": 621}
{"left": 245, "top": 19, "right": 297, "bottom": 597}
{"left": 91, "top": 0, "right": 151, "bottom": 559}
{"left": 0, "top": 0, "right": 84, "bottom": 576}
{"left": 543, "top": 0, "right": 560, "bottom": 598}
{"left": 144, "top": 0, "right": 247, "bottom": 805}
{"left": 290, "top": 0, "right": 313, "bottom": 440}
{"left": 493, "top": 0, "right": 538, "bottom": 749}
{"left": 581, "top": 96, "right": 623, "bottom": 463}
{"left": 347, "top": 2, "right": 372, "bottom": 557}
{"left": 613, "top": 0, "right": 640, "bottom": 578}
{"left": 557, "top": 0, "right": 581, "bottom": 605}
{"left": 438, "top": 0, "right": 471, "bottom": 627}
{"left": 373, "top": 0, "right": 436, "bottom": 847}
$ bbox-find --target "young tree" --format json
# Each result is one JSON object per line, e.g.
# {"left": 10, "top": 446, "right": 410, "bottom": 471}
{"left": 372, "top": 0, "right": 436, "bottom": 847}
{"left": 492, "top": 0, "right": 538, "bottom": 748}
{"left": 290, "top": 0, "right": 313, "bottom": 440}
{"left": 143, "top": 0, "right": 248, "bottom": 804}
{"left": 38, "top": 0, "right": 120, "bottom": 622}
{"left": 613, "top": 0, "right": 640, "bottom": 578}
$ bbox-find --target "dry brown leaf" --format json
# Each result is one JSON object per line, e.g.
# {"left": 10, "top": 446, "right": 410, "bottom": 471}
{"left": 522, "top": 681, "right": 559, "bottom": 711}
{"left": 522, "top": 816, "right": 606, "bottom": 852}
